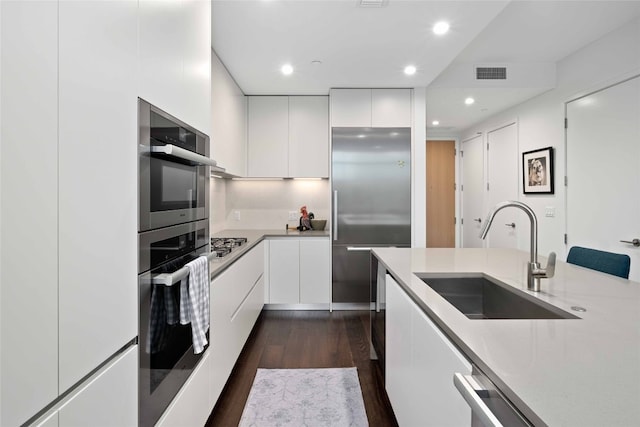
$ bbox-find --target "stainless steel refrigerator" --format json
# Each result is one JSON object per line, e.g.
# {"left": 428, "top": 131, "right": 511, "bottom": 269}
{"left": 331, "top": 127, "right": 411, "bottom": 304}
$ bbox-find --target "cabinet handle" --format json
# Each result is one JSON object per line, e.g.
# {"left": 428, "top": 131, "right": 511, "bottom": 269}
{"left": 473, "top": 218, "right": 482, "bottom": 223}
{"left": 505, "top": 223, "right": 516, "bottom": 228}
{"left": 453, "top": 373, "right": 504, "bottom": 427}
{"left": 346, "top": 247, "right": 372, "bottom": 251}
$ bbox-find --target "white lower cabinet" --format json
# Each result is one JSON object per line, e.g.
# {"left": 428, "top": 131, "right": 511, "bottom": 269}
{"left": 155, "top": 351, "right": 211, "bottom": 427}
{"left": 386, "top": 274, "right": 472, "bottom": 426}
{"left": 210, "top": 242, "right": 265, "bottom": 405}
{"left": 267, "top": 238, "right": 331, "bottom": 305}
{"left": 57, "top": 345, "right": 137, "bottom": 427}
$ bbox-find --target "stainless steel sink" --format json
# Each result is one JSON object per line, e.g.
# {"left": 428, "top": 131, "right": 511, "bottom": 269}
{"left": 417, "top": 274, "right": 579, "bottom": 320}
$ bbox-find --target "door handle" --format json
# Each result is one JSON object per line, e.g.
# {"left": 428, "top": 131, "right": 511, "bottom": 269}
{"left": 505, "top": 223, "right": 516, "bottom": 228}
{"left": 333, "top": 190, "right": 338, "bottom": 241}
{"left": 620, "top": 238, "right": 640, "bottom": 247}
{"left": 473, "top": 218, "right": 482, "bottom": 223}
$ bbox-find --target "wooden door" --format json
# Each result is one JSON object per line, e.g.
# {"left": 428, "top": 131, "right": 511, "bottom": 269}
{"left": 426, "top": 140, "right": 456, "bottom": 247}
{"left": 461, "top": 135, "right": 484, "bottom": 247}
{"left": 566, "top": 75, "right": 640, "bottom": 281}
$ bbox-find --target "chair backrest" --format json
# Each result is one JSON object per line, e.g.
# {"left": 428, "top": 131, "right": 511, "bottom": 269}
{"left": 566, "top": 246, "right": 631, "bottom": 279}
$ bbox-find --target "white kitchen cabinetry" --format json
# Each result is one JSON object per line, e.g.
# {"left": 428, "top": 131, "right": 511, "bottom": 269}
{"left": 247, "top": 96, "right": 289, "bottom": 177}
{"left": 139, "top": 0, "right": 211, "bottom": 135}
{"left": 247, "top": 96, "right": 329, "bottom": 178}
{"left": 156, "top": 352, "right": 211, "bottom": 427}
{"left": 58, "top": 0, "right": 138, "bottom": 393}
{"left": 268, "top": 239, "right": 301, "bottom": 303}
{"left": 211, "top": 50, "right": 247, "bottom": 176}
{"left": 210, "top": 242, "right": 265, "bottom": 405}
{"left": 0, "top": 3, "right": 59, "bottom": 426}
{"left": 330, "top": 88, "right": 412, "bottom": 127}
{"left": 386, "top": 274, "right": 472, "bottom": 426}
{"left": 267, "top": 238, "right": 331, "bottom": 305}
{"left": 289, "top": 96, "right": 329, "bottom": 177}
{"left": 299, "top": 239, "right": 332, "bottom": 303}
{"left": 58, "top": 346, "right": 137, "bottom": 427}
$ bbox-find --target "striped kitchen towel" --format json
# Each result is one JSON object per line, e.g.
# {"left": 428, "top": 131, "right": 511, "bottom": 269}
{"left": 179, "top": 256, "right": 210, "bottom": 354}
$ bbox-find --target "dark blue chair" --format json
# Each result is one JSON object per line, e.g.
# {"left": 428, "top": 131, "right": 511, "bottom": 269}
{"left": 566, "top": 246, "right": 631, "bottom": 279}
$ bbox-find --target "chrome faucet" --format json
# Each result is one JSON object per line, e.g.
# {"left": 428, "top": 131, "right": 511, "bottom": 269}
{"left": 479, "top": 201, "right": 556, "bottom": 292}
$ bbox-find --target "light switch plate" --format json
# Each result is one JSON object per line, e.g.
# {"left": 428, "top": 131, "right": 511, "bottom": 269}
{"left": 233, "top": 211, "right": 241, "bottom": 221}
{"left": 545, "top": 206, "right": 555, "bottom": 218}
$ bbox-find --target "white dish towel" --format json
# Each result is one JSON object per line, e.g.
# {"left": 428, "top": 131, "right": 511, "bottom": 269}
{"left": 179, "top": 256, "right": 210, "bottom": 354}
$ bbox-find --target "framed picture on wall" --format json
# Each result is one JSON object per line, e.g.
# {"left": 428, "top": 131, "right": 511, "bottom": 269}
{"left": 523, "top": 146, "right": 554, "bottom": 194}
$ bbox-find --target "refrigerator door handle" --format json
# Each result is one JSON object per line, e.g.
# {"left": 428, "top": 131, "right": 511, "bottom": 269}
{"left": 333, "top": 190, "right": 338, "bottom": 240}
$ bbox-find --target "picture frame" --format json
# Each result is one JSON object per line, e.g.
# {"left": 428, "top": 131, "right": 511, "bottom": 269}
{"left": 523, "top": 146, "right": 554, "bottom": 194}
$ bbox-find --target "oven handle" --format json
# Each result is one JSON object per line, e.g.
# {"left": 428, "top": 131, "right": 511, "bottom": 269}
{"left": 152, "top": 252, "right": 216, "bottom": 287}
{"left": 453, "top": 373, "right": 504, "bottom": 427}
{"left": 147, "top": 144, "right": 218, "bottom": 167}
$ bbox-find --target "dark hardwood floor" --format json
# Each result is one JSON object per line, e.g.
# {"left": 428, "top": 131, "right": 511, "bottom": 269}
{"left": 205, "top": 310, "right": 398, "bottom": 427}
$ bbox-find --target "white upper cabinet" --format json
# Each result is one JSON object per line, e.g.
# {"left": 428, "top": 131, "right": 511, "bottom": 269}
{"left": 247, "top": 96, "right": 329, "bottom": 178}
{"left": 330, "top": 89, "right": 372, "bottom": 127}
{"left": 247, "top": 96, "right": 290, "bottom": 177}
{"left": 0, "top": 2, "right": 59, "bottom": 425}
{"left": 139, "top": 0, "right": 211, "bottom": 135}
{"left": 289, "top": 96, "right": 329, "bottom": 178}
{"left": 330, "top": 88, "right": 412, "bottom": 127}
{"left": 371, "top": 89, "right": 412, "bottom": 127}
{"left": 211, "top": 50, "right": 247, "bottom": 176}
{"left": 58, "top": 0, "right": 138, "bottom": 392}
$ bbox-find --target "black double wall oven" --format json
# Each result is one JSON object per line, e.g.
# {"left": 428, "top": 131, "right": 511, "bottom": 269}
{"left": 138, "top": 99, "right": 213, "bottom": 427}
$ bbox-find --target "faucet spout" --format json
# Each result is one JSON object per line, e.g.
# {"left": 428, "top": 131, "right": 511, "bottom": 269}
{"left": 479, "top": 200, "right": 555, "bottom": 292}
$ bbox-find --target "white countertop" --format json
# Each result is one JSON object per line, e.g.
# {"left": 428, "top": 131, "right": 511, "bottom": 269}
{"left": 372, "top": 247, "right": 640, "bottom": 427}
{"left": 209, "top": 228, "right": 329, "bottom": 279}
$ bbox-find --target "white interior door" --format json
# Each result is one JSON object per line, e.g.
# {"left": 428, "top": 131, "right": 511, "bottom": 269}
{"left": 486, "top": 122, "right": 520, "bottom": 249}
{"left": 566, "top": 75, "right": 640, "bottom": 281}
{"left": 461, "top": 134, "right": 484, "bottom": 247}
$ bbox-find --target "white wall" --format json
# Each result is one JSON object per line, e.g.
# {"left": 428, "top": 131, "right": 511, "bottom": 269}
{"left": 459, "top": 17, "right": 640, "bottom": 258}
{"left": 210, "top": 178, "right": 330, "bottom": 232}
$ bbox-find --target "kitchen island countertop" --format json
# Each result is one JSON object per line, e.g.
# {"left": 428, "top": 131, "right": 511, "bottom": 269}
{"left": 209, "top": 228, "right": 329, "bottom": 280}
{"left": 373, "top": 247, "right": 640, "bottom": 427}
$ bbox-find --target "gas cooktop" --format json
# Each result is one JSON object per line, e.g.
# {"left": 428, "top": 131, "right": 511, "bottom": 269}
{"left": 210, "top": 237, "right": 248, "bottom": 259}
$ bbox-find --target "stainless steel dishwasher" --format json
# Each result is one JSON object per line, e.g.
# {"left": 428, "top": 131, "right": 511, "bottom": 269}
{"left": 454, "top": 367, "right": 532, "bottom": 427}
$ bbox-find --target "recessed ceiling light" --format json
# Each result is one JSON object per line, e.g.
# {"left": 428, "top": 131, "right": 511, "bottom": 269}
{"left": 432, "top": 120, "right": 440, "bottom": 126}
{"left": 464, "top": 97, "right": 475, "bottom": 105}
{"left": 281, "top": 64, "right": 293, "bottom": 75}
{"left": 404, "top": 65, "right": 417, "bottom": 75}
{"left": 357, "top": 134, "right": 366, "bottom": 138}
{"left": 433, "top": 21, "right": 450, "bottom": 35}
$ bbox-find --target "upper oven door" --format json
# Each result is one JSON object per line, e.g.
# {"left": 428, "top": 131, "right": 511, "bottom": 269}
{"left": 139, "top": 99, "right": 211, "bottom": 232}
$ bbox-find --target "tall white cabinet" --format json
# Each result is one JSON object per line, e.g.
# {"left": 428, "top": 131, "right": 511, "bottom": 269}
{"left": 58, "top": 0, "right": 138, "bottom": 392}
{"left": 1, "top": 3, "right": 59, "bottom": 424}
{"left": 0, "top": 1, "right": 211, "bottom": 425}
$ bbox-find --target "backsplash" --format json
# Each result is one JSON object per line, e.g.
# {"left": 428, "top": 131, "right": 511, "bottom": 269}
{"left": 210, "top": 178, "right": 330, "bottom": 233}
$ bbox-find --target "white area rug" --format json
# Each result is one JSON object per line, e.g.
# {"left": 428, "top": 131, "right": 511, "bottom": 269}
{"left": 239, "top": 367, "right": 369, "bottom": 427}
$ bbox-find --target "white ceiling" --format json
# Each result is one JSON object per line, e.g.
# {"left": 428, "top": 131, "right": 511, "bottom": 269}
{"left": 211, "top": 0, "right": 640, "bottom": 134}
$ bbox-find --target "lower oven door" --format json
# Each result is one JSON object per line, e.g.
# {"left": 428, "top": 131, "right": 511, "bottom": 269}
{"left": 454, "top": 368, "right": 532, "bottom": 427}
{"left": 138, "top": 261, "right": 209, "bottom": 427}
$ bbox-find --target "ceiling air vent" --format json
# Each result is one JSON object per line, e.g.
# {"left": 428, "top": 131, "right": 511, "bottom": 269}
{"left": 358, "top": 0, "right": 387, "bottom": 7}
{"left": 476, "top": 67, "right": 507, "bottom": 80}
